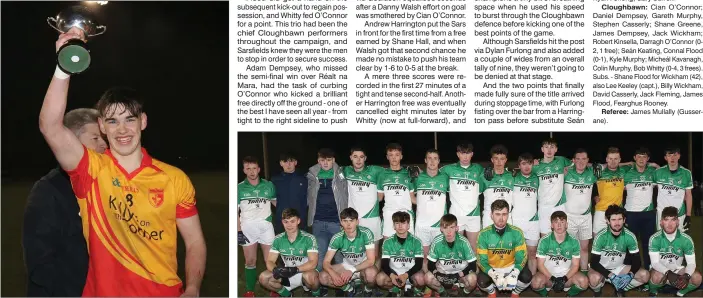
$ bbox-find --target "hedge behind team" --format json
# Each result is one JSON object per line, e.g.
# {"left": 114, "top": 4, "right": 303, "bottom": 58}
{"left": 237, "top": 139, "right": 695, "bottom": 296}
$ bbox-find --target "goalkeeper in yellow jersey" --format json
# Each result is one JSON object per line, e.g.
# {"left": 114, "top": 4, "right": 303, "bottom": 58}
{"left": 477, "top": 199, "right": 532, "bottom": 298}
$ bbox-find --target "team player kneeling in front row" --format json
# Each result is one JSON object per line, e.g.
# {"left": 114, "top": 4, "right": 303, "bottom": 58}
{"left": 376, "top": 211, "right": 426, "bottom": 296}
{"left": 477, "top": 199, "right": 532, "bottom": 298}
{"left": 425, "top": 213, "right": 478, "bottom": 297}
{"left": 588, "top": 204, "right": 650, "bottom": 296}
{"left": 319, "top": 207, "right": 378, "bottom": 296}
{"left": 648, "top": 206, "right": 702, "bottom": 297}
{"left": 259, "top": 208, "right": 321, "bottom": 297}
{"left": 531, "top": 211, "right": 589, "bottom": 297}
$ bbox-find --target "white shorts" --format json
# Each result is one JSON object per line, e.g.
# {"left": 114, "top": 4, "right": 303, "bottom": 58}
{"left": 359, "top": 217, "right": 383, "bottom": 241}
{"left": 482, "top": 209, "right": 512, "bottom": 229}
{"left": 567, "top": 213, "right": 592, "bottom": 240}
{"left": 416, "top": 226, "right": 442, "bottom": 246}
{"left": 382, "top": 210, "right": 415, "bottom": 237}
{"left": 456, "top": 215, "right": 481, "bottom": 233}
{"left": 342, "top": 263, "right": 362, "bottom": 280}
{"left": 593, "top": 211, "right": 608, "bottom": 235}
{"left": 656, "top": 209, "right": 686, "bottom": 232}
{"left": 539, "top": 205, "right": 565, "bottom": 234}
{"left": 513, "top": 219, "right": 539, "bottom": 246}
{"left": 241, "top": 220, "right": 275, "bottom": 246}
{"left": 284, "top": 272, "right": 304, "bottom": 291}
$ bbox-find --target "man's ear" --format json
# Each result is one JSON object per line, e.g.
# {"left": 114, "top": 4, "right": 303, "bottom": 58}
{"left": 140, "top": 112, "right": 148, "bottom": 130}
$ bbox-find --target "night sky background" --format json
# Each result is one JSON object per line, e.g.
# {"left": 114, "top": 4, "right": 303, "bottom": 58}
{"left": 239, "top": 132, "right": 703, "bottom": 182}
{"left": 2, "top": 1, "right": 229, "bottom": 181}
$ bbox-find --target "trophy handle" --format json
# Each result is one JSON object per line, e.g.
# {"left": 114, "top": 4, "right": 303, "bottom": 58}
{"left": 47, "top": 17, "right": 62, "bottom": 33}
{"left": 91, "top": 25, "right": 107, "bottom": 37}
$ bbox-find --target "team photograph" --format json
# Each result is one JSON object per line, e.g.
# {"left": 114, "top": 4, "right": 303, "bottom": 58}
{"left": 237, "top": 132, "right": 703, "bottom": 297}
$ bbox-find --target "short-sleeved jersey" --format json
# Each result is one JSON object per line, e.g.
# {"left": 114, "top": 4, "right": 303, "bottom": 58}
{"left": 67, "top": 146, "right": 198, "bottom": 296}
{"left": 238, "top": 178, "right": 276, "bottom": 222}
{"left": 655, "top": 167, "right": 693, "bottom": 217}
{"left": 536, "top": 232, "right": 581, "bottom": 277}
{"left": 591, "top": 227, "right": 639, "bottom": 270}
{"left": 427, "top": 234, "right": 477, "bottom": 274}
{"left": 328, "top": 226, "right": 375, "bottom": 266}
{"left": 648, "top": 230, "right": 696, "bottom": 272}
{"left": 563, "top": 166, "right": 597, "bottom": 215}
{"left": 512, "top": 173, "right": 540, "bottom": 222}
{"left": 623, "top": 165, "right": 657, "bottom": 212}
{"left": 377, "top": 168, "right": 414, "bottom": 212}
{"left": 477, "top": 224, "right": 528, "bottom": 271}
{"left": 534, "top": 156, "right": 572, "bottom": 207}
{"left": 382, "top": 233, "right": 424, "bottom": 275}
{"left": 415, "top": 172, "right": 449, "bottom": 227}
{"left": 439, "top": 163, "right": 484, "bottom": 217}
{"left": 481, "top": 170, "right": 514, "bottom": 214}
{"left": 343, "top": 165, "right": 384, "bottom": 219}
{"left": 271, "top": 230, "right": 318, "bottom": 267}
{"left": 595, "top": 166, "right": 628, "bottom": 211}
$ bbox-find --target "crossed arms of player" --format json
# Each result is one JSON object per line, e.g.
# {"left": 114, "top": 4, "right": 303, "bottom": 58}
{"left": 649, "top": 249, "right": 696, "bottom": 276}
{"left": 266, "top": 249, "right": 318, "bottom": 279}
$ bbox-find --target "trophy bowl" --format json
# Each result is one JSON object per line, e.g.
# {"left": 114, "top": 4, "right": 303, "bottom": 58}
{"left": 48, "top": 5, "right": 106, "bottom": 75}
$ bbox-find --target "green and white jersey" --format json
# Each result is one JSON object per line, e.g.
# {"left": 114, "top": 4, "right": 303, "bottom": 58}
{"left": 562, "top": 166, "right": 597, "bottom": 215}
{"left": 439, "top": 163, "right": 484, "bottom": 217}
{"left": 623, "top": 165, "right": 657, "bottom": 212}
{"left": 271, "top": 230, "right": 318, "bottom": 267}
{"left": 649, "top": 230, "right": 696, "bottom": 272}
{"left": 536, "top": 232, "right": 581, "bottom": 277}
{"left": 328, "top": 226, "right": 375, "bottom": 266}
{"left": 534, "top": 156, "right": 572, "bottom": 207}
{"left": 343, "top": 165, "right": 384, "bottom": 219}
{"left": 238, "top": 178, "right": 276, "bottom": 222}
{"left": 481, "top": 169, "right": 515, "bottom": 214}
{"left": 382, "top": 233, "right": 424, "bottom": 275}
{"left": 428, "top": 234, "right": 477, "bottom": 274}
{"left": 591, "top": 227, "right": 639, "bottom": 270}
{"left": 512, "top": 173, "right": 540, "bottom": 222}
{"left": 415, "top": 172, "right": 449, "bottom": 227}
{"left": 654, "top": 166, "right": 693, "bottom": 216}
{"left": 377, "top": 168, "right": 415, "bottom": 213}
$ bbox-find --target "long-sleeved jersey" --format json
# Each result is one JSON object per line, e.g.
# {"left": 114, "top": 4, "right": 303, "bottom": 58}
{"left": 477, "top": 224, "right": 528, "bottom": 271}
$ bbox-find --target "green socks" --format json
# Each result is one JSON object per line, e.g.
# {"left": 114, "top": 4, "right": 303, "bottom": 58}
{"left": 312, "top": 288, "right": 321, "bottom": 297}
{"left": 341, "top": 283, "right": 353, "bottom": 292}
{"left": 648, "top": 281, "right": 664, "bottom": 294}
{"left": 677, "top": 283, "right": 698, "bottom": 296}
{"left": 567, "top": 285, "right": 584, "bottom": 296}
{"left": 535, "top": 287, "right": 548, "bottom": 296}
{"left": 277, "top": 287, "right": 291, "bottom": 296}
{"left": 245, "top": 267, "right": 257, "bottom": 291}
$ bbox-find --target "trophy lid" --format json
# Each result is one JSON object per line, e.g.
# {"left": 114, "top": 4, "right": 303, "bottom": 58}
{"left": 52, "top": 5, "right": 104, "bottom": 36}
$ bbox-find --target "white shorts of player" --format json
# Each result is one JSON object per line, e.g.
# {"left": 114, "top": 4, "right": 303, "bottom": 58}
{"left": 482, "top": 209, "right": 513, "bottom": 230}
{"left": 284, "top": 273, "right": 306, "bottom": 292}
{"left": 359, "top": 217, "right": 383, "bottom": 241}
{"left": 492, "top": 265, "right": 517, "bottom": 276}
{"left": 656, "top": 208, "right": 687, "bottom": 232}
{"left": 383, "top": 209, "right": 415, "bottom": 237}
{"left": 567, "top": 212, "right": 593, "bottom": 240}
{"left": 416, "top": 226, "right": 442, "bottom": 247}
{"left": 593, "top": 211, "right": 608, "bottom": 235}
{"left": 456, "top": 215, "right": 481, "bottom": 233}
{"left": 539, "top": 205, "right": 566, "bottom": 234}
{"left": 513, "top": 219, "right": 540, "bottom": 246}
{"left": 240, "top": 220, "right": 275, "bottom": 246}
{"left": 342, "top": 263, "right": 362, "bottom": 281}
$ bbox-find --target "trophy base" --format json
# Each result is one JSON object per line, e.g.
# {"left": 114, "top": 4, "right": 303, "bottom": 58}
{"left": 57, "top": 39, "right": 91, "bottom": 75}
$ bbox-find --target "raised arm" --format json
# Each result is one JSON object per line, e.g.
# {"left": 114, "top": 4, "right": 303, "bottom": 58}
{"left": 40, "top": 29, "right": 91, "bottom": 172}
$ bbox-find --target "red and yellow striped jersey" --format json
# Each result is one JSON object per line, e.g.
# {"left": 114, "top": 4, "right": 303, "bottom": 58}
{"left": 67, "top": 145, "right": 198, "bottom": 296}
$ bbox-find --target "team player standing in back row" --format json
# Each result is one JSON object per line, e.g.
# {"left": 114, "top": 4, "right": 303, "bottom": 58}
{"left": 593, "top": 147, "right": 628, "bottom": 235}
{"left": 378, "top": 143, "right": 416, "bottom": 238}
{"left": 562, "top": 149, "right": 597, "bottom": 273}
{"left": 622, "top": 147, "right": 659, "bottom": 270}
{"left": 481, "top": 145, "right": 515, "bottom": 228}
{"left": 654, "top": 147, "right": 694, "bottom": 232}
{"left": 511, "top": 153, "right": 541, "bottom": 275}
{"left": 413, "top": 149, "right": 449, "bottom": 272}
{"left": 534, "top": 139, "right": 573, "bottom": 237}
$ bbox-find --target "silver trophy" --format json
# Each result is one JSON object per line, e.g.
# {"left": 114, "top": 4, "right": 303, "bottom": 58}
{"left": 48, "top": 5, "right": 107, "bottom": 74}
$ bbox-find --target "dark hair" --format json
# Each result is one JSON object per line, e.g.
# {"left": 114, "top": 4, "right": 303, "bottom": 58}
{"left": 392, "top": 211, "right": 411, "bottom": 223}
{"left": 661, "top": 206, "right": 678, "bottom": 219}
{"left": 491, "top": 199, "right": 510, "bottom": 213}
{"left": 573, "top": 148, "right": 588, "bottom": 157}
{"left": 339, "top": 208, "right": 358, "bottom": 220}
{"left": 440, "top": 214, "right": 458, "bottom": 228}
{"left": 542, "top": 138, "right": 558, "bottom": 146}
{"left": 634, "top": 147, "right": 650, "bottom": 157}
{"left": 281, "top": 208, "right": 300, "bottom": 220}
{"left": 490, "top": 144, "right": 508, "bottom": 157}
{"left": 386, "top": 143, "right": 402, "bottom": 153}
{"left": 242, "top": 156, "right": 259, "bottom": 165}
{"left": 605, "top": 204, "right": 626, "bottom": 220}
{"left": 425, "top": 148, "right": 440, "bottom": 158}
{"left": 350, "top": 147, "right": 365, "bottom": 155}
{"left": 96, "top": 86, "right": 144, "bottom": 118}
{"left": 456, "top": 142, "right": 473, "bottom": 153}
{"left": 518, "top": 153, "right": 534, "bottom": 164}
{"left": 551, "top": 211, "right": 567, "bottom": 222}
{"left": 63, "top": 108, "right": 100, "bottom": 136}
{"left": 279, "top": 152, "right": 297, "bottom": 162}
{"left": 665, "top": 147, "right": 681, "bottom": 154}
{"left": 318, "top": 148, "right": 335, "bottom": 159}
{"left": 606, "top": 147, "right": 620, "bottom": 155}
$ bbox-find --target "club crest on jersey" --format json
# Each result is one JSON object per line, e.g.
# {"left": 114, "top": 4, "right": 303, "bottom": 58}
{"left": 149, "top": 188, "right": 165, "bottom": 208}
